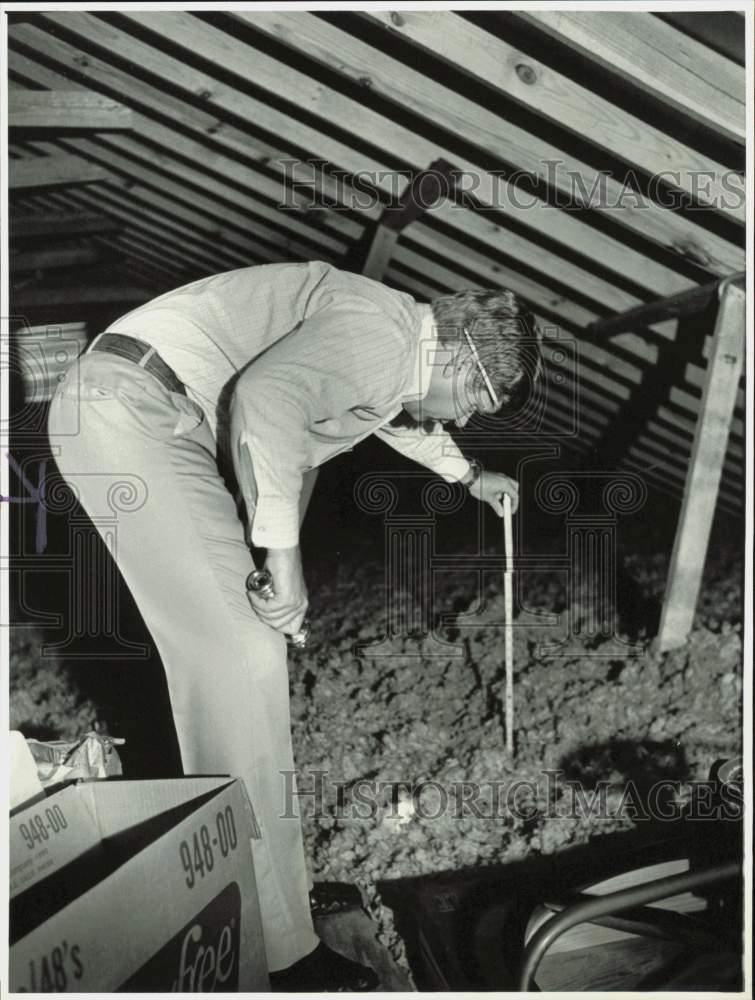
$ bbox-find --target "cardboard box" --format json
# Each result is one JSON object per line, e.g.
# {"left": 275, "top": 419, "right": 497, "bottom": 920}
{"left": 9, "top": 777, "right": 269, "bottom": 992}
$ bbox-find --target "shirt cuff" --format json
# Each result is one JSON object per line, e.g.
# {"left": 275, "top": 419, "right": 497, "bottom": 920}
{"left": 434, "top": 455, "right": 473, "bottom": 484}
{"left": 250, "top": 498, "right": 300, "bottom": 549}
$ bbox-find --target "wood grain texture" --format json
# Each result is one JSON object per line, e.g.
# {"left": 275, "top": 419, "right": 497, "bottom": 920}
{"left": 656, "top": 281, "right": 746, "bottom": 650}
{"left": 242, "top": 10, "right": 744, "bottom": 263}
{"left": 7, "top": 45, "right": 353, "bottom": 255}
{"left": 14, "top": 16, "right": 739, "bottom": 289}
{"left": 518, "top": 11, "right": 745, "bottom": 143}
{"left": 10, "top": 90, "right": 133, "bottom": 130}
{"left": 9, "top": 151, "right": 112, "bottom": 189}
{"left": 362, "top": 11, "right": 744, "bottom": 221}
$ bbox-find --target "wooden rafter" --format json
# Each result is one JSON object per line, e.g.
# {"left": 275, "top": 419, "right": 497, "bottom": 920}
{"left": 517, "top": 12, "right": 745, "bottom": 144}
{"left": 358, "top": 10, "right": 743, "bottom": 222}
{"left": 10, "top": 15, "right": 741, "bottom": 292}
{"left": 5, "top": 12, "right": 745, "bottom": 514}
{"left": 9, "top": 151, "right": 113, "bottom": 190}
{"left": 11, "top": 246, "right": 101, "bottom": 272}
{"left": 10, "top": 284, "right": 150, "bottom": 308}
{"left": 9, "top": 90, "right": 134, "bottom": 130}
{"left": 360, "top": 159, "right": 456, "bottom": 280}
{"left": 7, "top": 50, "right": 351, "bottom": 259}
{"left": 9, "top": 212, "right": 120, "bottom": 239}
{"left": 239, "top": 10, "right": 744, "bottom": 263}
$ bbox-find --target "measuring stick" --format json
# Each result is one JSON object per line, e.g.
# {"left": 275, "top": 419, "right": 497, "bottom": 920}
{"left": 503, "top": 493, "right": 515, "bottom": 755}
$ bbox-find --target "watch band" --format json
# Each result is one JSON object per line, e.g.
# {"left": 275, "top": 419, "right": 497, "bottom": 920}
{"left": 462, "top": 458, "right": 482, "bottom": 490}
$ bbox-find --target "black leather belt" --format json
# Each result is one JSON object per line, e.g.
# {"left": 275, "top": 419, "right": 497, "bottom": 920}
{"left": 89, "top": 333, "right": 186, "bottom": 396}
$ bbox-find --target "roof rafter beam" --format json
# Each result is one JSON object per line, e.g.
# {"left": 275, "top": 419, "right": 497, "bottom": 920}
{"left": 11, "top": 284, "right": 150, "bottom": 308}
{"left": 516, "top": 12, "right": 745, "bottom": 144}
{"left": 360, "top": 159, "right": 456, "bottom": 280}
{"left": 10, "top": 211, "right": 120, "bottom": 239}
{"left": 11, "top": 246, "right": 101, "bottom": 272}
{"left": 586, "top": 274, "right": 744, "bottom": 338}
{"left": 9, "top": 151, "right": 114, "bottom": 190}
{"left": 10, "top": 90, "right": 134, "bottom": 130}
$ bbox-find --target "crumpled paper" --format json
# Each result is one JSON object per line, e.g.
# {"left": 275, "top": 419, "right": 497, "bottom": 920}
{"left": 26, "top": 731, "right": 125, "bottom": 787}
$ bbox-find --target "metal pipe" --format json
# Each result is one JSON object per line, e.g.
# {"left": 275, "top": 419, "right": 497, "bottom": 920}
{"left": 517, "top": 861, "right": 740, "bottom": 991}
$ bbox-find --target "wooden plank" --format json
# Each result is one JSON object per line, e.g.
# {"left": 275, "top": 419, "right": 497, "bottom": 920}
{"left": 120, "top": 10, "right": 743, "bottom": 273}
{"left": 7, "top": 32, "right": 363, "bottom": 248}
{"left": 659, "top": 12, "right": 746, "bottom": 67}
{"left": 11, "top": 37, "right": 732, "bottom": 410}
{"left": 517, "top": 12, "right": 745, "bottom": 144}
{"left": 9, "top": 211, "right": 120, "bottom": 239}
{"left": 11, "top": 284, "right": 150, "bottom": 308}
{"left": 380, "top": 158, "right": 457, "bottom": 232}
{"left": 43, "top": 134, "right": 342, "bottom": 264}
{"left": 6, "top": 54, "right": 351, "bottom": 257}
{"left": 12, "top": 17, "right": 737, "bottom": 292}
{"left": 647, "top": 416, "right": 743, "bottom": 463}
{"left": 390, "top": 243, "right": 744, "bottom": 482}
{"left": 669, "top": 385, "right": 743, "bottom": 440}
{"left": 95, "top": 234, "right": 187, "bottom": 284}
{"left": 22, "top": 139, "right": 310, "bottom": 274}
{"left": 11, "top": 246, "right": 100, "bottom": 271}
{"left": 656, "top": 403, "right": 743, "bottom": 458}
{"left": 536, "top": 936, "right": 689, "bottom": 992}
{"left": 59, "top": 185, "right": 259, "bottom": 275}
{"left": 10, "top": 90, "right": 134, "bottom": 130}
{"left": 634, "top": 422, "right": 741, "bottom": 487}
{"left": 635, "top": 431, "right": 741, "bottom": 492}
{"left": 9, "top": 151, "right": 113, "bottom": 189}
{"left": 387, "top": 219, "right": 746, "bottom": 452}
{"left": 361, "top": 224, "right": 400, "bottom": 281}
{"left": 359, "top": 11, "right": 744, "bottom": 222}
{"left": 30, "top": 190, "right": 197, "bottom": 279}
{"left": 655, "top": 281, "right": 745, "bottom": 651}
{"left": 625, "top": 451, "right": 742, "bottom": 513}
{"left": 587, "top": 279, "right": 724, "bottom": 337}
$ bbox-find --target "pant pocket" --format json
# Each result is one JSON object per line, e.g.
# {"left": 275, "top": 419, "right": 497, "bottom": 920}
{"left": 171, "top": 392, "right": 207, "bottom": 438}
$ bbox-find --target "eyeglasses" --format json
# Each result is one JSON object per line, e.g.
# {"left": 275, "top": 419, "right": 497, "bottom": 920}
{"left": 463, "top": 328, "right": 500, "bottom": 411}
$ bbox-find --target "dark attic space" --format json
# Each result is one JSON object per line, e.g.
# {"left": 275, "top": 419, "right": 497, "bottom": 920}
{"left": 5, "top": 8, "right": 748, "bottom": 994}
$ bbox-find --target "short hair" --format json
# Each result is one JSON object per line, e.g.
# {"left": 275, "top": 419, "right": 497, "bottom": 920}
{"left": 430, "top": 288, "right": 543, "bottom": 412}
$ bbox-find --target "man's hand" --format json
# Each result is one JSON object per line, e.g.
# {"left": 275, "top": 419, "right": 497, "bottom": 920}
{"left": 468, "top": 471, "right": 519, "bottom": 515}
{"left": 249, "top": 546, "right": 308, "bottom": 634}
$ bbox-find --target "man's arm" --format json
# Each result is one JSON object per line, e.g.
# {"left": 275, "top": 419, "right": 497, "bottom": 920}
{"left": 373, "top": 419, "right": 471, "bottom": 482}
{"left": 375, "top": 420, "right": 519, "bottom": 513}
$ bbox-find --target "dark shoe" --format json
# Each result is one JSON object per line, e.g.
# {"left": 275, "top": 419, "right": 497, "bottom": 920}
{"left": 269, "top": 942, "right": 380, "bottom": 992}
{"left": 310, "top": 881, "right": 365, "bottom": 918}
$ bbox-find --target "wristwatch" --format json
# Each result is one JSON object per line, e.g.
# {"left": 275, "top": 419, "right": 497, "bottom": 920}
{"left": 461, "top": 459, "right": 482, "bottom": 490}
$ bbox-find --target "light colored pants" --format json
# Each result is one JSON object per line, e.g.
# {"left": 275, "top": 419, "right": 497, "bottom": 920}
{"left": 47, "top": 349, "right": 319, "bottom": 972}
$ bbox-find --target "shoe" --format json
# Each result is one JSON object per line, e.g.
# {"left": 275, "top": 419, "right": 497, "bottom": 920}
{"left": 310, "top": 881, "right": 365, "bottom": 918}
{"left": 269, "top": 941, "right": 380, "bottom": 992}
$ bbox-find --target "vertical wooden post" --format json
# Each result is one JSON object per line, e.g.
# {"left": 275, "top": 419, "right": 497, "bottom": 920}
{"left": 357, "top": 159, "right": 456, "bottom": 281}
{"left": 656, "top": 279, "right": 745, "bottom": 652}
{"left": 361, "top": 225, "right": 400, "bottom": 281}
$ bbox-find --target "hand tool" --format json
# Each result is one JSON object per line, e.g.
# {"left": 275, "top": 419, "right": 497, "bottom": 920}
{"left": 246, "top": 568, "right": 310, "bottom": 648}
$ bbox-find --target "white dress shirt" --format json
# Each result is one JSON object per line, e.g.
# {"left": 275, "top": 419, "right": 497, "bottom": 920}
{"left": 106, "top": 262, "right": 470, "bottom": 548}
